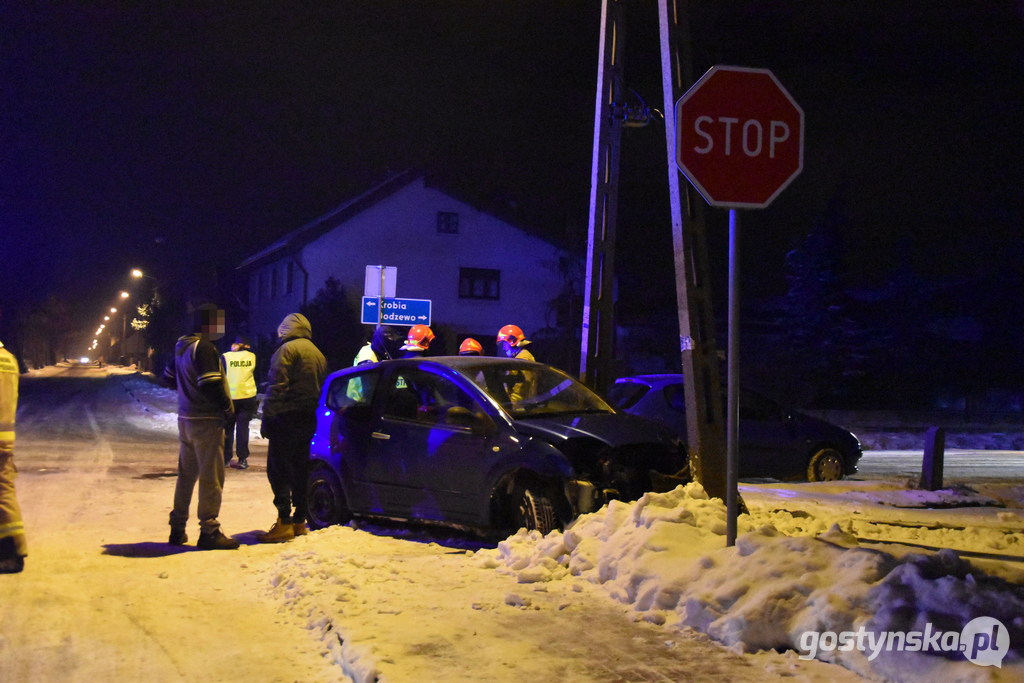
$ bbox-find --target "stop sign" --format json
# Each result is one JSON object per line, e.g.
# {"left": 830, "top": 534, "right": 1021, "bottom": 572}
{"left": 675, "top": 65, "right": 804, "bottom": 209}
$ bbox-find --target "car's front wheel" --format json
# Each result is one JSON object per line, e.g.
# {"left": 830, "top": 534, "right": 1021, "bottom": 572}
{"left": 806, "top": 448, "right": 845, "bottom": 482}
{"left": 307, "top": 463, "right": 351, "bottom": 529}
{"left": 511, "top": 485, "right": 557, "bottom": 535}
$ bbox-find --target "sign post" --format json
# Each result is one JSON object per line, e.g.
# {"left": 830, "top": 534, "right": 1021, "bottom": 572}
{"left": 675, "top": 65, "right": 804, "bottom": 546}
{"left": 360, "top": 297, "right": 431, "bottom": 327}
{"left": 364, "top": 265, "right": 397, "bottom": 329}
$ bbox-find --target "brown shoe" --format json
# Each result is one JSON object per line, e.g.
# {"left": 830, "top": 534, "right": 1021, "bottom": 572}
{"left": 258, "top": 518, "right": 295, "bottom": 544}
{"left": 292, "top": 522, "right": 309, "bottom": 537}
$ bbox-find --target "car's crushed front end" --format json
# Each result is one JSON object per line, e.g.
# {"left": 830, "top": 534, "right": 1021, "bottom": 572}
{"left": 512, "top": 413, "right": 689, "bottom": 513}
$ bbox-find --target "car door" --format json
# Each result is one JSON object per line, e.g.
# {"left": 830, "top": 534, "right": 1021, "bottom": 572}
{"left": 737, "top": 389, "right": 800, "bottom": 478}
{"left": 320, "top": 369, "right": 381, "bottom": 515}
{"left": 369, "top": 365, "right": 497, "bottom": 524}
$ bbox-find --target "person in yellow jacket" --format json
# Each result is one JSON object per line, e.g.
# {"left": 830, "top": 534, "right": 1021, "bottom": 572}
{"left": 0, "top": 332, "right": 26, "bottom": 574}
{"left": 222, "top": 336, "right": 258, "bottom": 469}
{"left": 496, "top": 324, "right": 535, "bottom": 403}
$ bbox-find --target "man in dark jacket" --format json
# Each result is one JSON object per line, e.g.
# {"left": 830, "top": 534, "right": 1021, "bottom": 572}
{"left": 259, "top": 313, "right": 327, "bottom": 543}
{"left": 164, "top": 303, "right": 239, "bottom": 550}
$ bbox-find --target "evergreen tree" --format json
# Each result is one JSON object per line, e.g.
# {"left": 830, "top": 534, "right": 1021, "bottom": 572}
{"left": 300, "top": 277, "right": 361, "bottom": 372}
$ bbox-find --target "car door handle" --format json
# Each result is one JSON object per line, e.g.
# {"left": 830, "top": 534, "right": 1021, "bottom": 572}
{"left": 372, "top": 432, "right": 390, "bottom": 440}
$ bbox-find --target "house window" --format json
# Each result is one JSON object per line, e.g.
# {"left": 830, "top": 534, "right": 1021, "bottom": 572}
{"left": 437, "top": 211, "right": 459, "bottom": 234}
{"left": 271, "top": 265, "right": 279, "bottom": 299}
{"left": 286, "top": 262, "right": 294, "bottom": 295}
{"left": 459, "top": 267, "right": 500, "bottom": 300}
{"left": 257, "top": 272, "right": 267, "bottom": 302}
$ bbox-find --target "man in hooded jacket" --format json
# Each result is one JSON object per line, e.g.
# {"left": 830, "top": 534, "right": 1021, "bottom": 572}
{"left": 259, "top": 313, "right": 327, "bottom": 543}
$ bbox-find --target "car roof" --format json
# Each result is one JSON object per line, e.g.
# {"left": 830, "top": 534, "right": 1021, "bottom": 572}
{"left": 325, "top": 355, "right": 551, "bottom": 380}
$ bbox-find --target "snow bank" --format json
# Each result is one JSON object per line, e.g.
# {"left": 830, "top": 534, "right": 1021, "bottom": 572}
{"left": 479, "top": 483, "right": 1024, "bottom": 682}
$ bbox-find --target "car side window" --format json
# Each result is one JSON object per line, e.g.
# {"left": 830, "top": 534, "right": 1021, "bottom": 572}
{"left": 740, "top": 390, "right": 783, "bottom": 422}
{"left": 664, "top": 384, "right": 686, "bottom": 414}
{"left": 327, "top": 372, "right": 378, "bottom": 425}
{"left": 607, "top": 382, "right": 650, "bottom": 410}
{"left": 382, "top": 368, "right": 482, "bottom": 427}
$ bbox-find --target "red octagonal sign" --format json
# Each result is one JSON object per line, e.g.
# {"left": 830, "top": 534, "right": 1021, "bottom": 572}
{"left": 676, "top": 65, "right": 804, "bottom": 209}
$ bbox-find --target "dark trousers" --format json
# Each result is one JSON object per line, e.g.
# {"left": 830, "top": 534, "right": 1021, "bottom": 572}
{"left": 224, "top": 396, "right": 258, "bottom": 463}
{"left": 265, "top": 410, "right": 316, "bottom": 524}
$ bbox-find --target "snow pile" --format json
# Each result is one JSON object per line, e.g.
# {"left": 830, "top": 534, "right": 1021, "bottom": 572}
{"left": 479, "top": 484, "right": 1024, "bottom": 682}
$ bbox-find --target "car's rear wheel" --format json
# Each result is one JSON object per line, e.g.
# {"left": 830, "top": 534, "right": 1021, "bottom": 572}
{"left": 307, "top": 463, "right": 351, "bottom": 529}
{"left": 806, "top": 448, "right": 845, "bottom": 482}
{"left": 511, "top": 485, "right": 557, "bottom": 535}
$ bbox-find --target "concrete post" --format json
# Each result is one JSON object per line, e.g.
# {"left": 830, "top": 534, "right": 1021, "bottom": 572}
{"left": 919, "top": 426, "right": 945, "bottom": 491}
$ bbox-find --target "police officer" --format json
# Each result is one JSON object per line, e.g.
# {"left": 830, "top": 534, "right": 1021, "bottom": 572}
{"left": 222, "top": 336, "right": 257, "bottom": 469}
{"left": 353, "top": 325, "right": 403, "bottom": 366}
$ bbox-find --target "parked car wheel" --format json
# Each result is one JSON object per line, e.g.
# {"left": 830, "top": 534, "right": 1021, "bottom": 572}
{"left": 307, "top": 463, "right": 351, "bottom": 529}
{"left": 512, "top": 485, "right": 556, "bottom": 534}
{"left": 806, "top": 448, "right": 845, "bottom": 482}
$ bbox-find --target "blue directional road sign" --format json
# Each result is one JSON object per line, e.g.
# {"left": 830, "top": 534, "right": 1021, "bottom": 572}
{"left": 361, "top": 297, "right": 432, "bottom": 326}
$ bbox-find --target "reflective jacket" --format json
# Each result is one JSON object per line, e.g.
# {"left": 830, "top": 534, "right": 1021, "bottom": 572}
{"left": 0, "top": 342, "right": 17, "bottom": 459}
{"left": 222, "top": 350, "right": 257, "bottom": 399}
{"left": 353, "top": 343, "right": 379, "bottom": 366}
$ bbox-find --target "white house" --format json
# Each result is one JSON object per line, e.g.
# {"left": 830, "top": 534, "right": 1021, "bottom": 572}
{"left": 237, "top": 170, "right": 572, "bottom": 354}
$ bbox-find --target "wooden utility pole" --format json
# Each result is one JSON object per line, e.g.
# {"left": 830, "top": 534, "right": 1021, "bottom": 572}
{"left": 580, "top": 0, "right": 626, "bottom": 395}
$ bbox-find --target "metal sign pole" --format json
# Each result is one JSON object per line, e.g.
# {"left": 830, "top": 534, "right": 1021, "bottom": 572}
{"left": 726, "top": 209, "right": 740, "bottom": 546}
{"left": 377, "top": 265, "right": 384, "bottom": 329}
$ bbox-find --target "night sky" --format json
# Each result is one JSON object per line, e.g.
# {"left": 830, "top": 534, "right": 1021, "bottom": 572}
{"left": 3, "top": 2, "right": 1023, "bottom": 346}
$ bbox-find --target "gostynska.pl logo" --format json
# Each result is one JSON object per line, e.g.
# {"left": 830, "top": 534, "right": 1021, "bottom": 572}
{"left": 799, "top": 617, "right": 1009, "bottom": 667}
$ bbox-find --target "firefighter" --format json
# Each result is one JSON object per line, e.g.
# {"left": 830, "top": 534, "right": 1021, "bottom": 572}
{"left": 0, "top": 322, "right": 26, "bottom": 573}
{"left": 497, "top": 324, "right": 535, "bottom": 403}
{"left": 458, "top": 338, "right": 483, "bottom": 356}
{"left": 496, "top": 324, "right": 534, "bottom": 362}
{"left": 400, "top": 324, "right": 434, "bottom": 359}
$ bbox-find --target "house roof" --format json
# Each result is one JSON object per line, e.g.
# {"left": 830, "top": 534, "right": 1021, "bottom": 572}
{"left": 237, "top": 168, "right": 572, "bottom": 273}
{"left": 237, "top": 168, "right": 422, "bottom": 272}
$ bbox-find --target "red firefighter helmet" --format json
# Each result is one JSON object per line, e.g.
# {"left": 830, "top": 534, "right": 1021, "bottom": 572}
{"left": 458, "top": 338, "right": 483, "bottom": 356}
{"left": 496, "top": 324, "right": 528, "bottom": 348}
{"left": 400, "top": 324, "right": 434, "bottom": 351}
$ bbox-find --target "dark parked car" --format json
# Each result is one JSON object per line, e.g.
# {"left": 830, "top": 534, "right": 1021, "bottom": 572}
{"left": 306, "top": 357, "right": 686, "bottom": 535}
{"left": 606, "top": 374, "right": 862, "bottom": 481}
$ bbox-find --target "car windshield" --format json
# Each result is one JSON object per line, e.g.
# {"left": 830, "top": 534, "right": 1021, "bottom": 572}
{"left": 459, "top": 361, "right": 614, "bottom": 417}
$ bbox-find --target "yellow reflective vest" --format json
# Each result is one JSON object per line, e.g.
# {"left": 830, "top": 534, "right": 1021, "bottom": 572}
{"left": 222, "top": 350, "right": 257, "bottom": 400}
{"left": 0, "top": 342, "right": 17, "bottom": 458}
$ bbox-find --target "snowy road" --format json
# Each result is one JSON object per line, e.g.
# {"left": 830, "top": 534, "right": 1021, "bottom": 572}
{"left": 4, "top": 367, "right": 864, "bottom": 682}
{"left": 854, "top": 450, "right": 1024, "bottom": 482}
